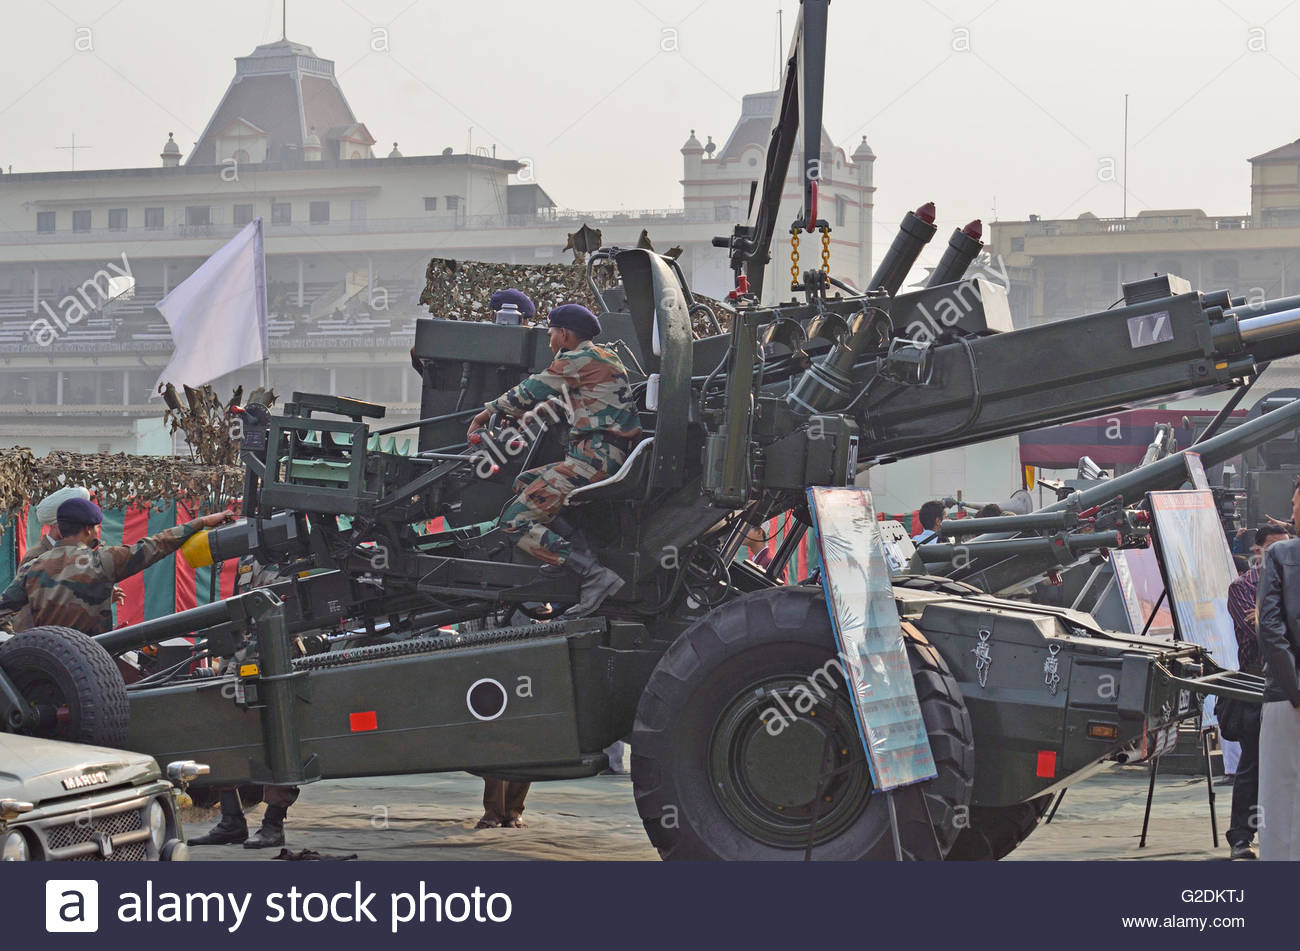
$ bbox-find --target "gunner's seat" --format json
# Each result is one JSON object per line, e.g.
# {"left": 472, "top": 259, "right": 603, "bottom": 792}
{"left": 567, "top": 437, "right": 656, "bottom": 504}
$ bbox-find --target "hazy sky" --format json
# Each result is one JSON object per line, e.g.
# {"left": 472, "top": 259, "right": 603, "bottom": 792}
{"left": 2, "top": 0, "right": 1299, "bottom": 260}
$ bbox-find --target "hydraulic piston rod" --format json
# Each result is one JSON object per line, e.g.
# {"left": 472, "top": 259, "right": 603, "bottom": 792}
{"left": 1237, "top": 307, "right": 1300, "bottom": 343}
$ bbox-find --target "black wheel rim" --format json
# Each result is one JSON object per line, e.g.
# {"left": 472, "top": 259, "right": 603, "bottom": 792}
{"left": 9, "top": 671, "right": 73, "bottom": 739}
{"left": 708, "top": 674, "right": 872, "bottom": 848}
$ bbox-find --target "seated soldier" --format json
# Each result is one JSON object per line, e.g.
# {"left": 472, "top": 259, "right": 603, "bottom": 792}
{"left": 466, "top": 302, "right": 641, "bottom": 618}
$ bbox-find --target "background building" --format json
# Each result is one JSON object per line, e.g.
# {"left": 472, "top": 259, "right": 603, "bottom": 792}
{"left": 988, "top": 137, "right": 1300, "bottom": 328}
{"left": 0, "top": 38, "right": 875, "bottom": 455}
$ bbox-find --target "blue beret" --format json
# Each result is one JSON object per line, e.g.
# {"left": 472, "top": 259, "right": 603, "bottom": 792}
{"left": 57, "top": 497, "right": 103, "bottom": 527}
{"left": 547, "top": 303, "right": 601, "bottom": 339}
{"left": 489, "top": 288, "right": 536, "bottom": 319}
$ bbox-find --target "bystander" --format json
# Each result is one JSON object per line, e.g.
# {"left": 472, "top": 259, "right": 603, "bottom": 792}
{"left": 1254, "top": 476, "right": 1300, "bottom": 860}
{"left": 1224, "top": 523, "right": 1292, "bottom": 859}
{"left": 911, "top": 500, "right": 946, "bottom": 545}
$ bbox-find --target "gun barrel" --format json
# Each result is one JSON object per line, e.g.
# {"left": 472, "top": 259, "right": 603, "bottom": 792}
{"left": 939, "top": 511, "right": 1072, "bottom": 537}
{"left": 919, "top": 531, "right": 1120, "bottom": 565}
{"left": 1238, "top": 307, "right": 1300, "bottom": 344}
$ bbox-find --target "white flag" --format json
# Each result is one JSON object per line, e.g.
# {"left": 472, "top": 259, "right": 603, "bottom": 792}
{"left": 154, "top": 218, "right": 268, "bottom": 392}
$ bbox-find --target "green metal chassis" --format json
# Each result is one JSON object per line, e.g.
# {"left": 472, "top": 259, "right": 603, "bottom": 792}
{"left": 105, "top": 575, "right": 1244, "bottom": 811}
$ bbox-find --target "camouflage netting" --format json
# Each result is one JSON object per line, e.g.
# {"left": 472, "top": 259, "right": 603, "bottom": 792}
{"left": 420, "top": 257, "right": 606, "bottom": 322}
{"left": 419, "top": 254, "right": 732, "bottom": 337}
{"left": 0, "top": 449, "right": 240, "bottom": 530}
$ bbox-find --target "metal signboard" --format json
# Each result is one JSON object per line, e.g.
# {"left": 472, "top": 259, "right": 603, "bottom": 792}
{"left": 807, "top": 487, "right": 937, "bottom": 791}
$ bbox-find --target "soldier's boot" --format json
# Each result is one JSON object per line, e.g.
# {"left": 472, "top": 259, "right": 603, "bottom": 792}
{"left": 549, "top": 516, "right": 591, "bottom": 552}
{"left": 243, "top": 804, "right": 288, "bottom": 849}
{"left": 561, "top": 546, "right": 625, "bottom": 619}
{"left": 538, "top": 516, "right": 592, "bottom": 578}
{"left": 187, "top": 791, "right": 247, "bottom": 846}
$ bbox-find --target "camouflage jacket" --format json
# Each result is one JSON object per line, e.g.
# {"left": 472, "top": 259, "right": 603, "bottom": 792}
{"left": 485, "top": 339, "right": 642, "bottom": 444}
{"left": 9, "top": 534, "right": 56, "bottom": 632}
{"left": 0, "top": 522, "right": 203, "bottom": 636}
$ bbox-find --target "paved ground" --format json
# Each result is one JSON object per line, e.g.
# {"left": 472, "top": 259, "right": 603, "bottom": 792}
{"left": 185, "top": 761, "right": 1244, "bottom": 862}
{"left": 1007, "top": 767, "right": 1235, "bottom": 862}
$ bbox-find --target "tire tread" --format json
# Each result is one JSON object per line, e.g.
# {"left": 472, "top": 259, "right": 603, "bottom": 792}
{"left": 0, "top": 625, "right": 130, "bottom": 747}
{"left": 632, "top": 588, "right": 974, "bottom": 860}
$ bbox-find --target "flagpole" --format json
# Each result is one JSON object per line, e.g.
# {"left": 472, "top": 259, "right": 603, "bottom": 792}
{"left": 257, "top": 217, "right": 269, "bottom": 388}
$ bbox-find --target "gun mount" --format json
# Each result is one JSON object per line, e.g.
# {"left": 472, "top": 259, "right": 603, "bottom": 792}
{"left": 0, "top": 0, "right": 1294, "bottom": 862}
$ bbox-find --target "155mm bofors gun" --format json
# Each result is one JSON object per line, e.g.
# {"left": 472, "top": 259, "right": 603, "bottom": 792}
{"left": 4, "top": 0, "right": 1300, "bottom": 861}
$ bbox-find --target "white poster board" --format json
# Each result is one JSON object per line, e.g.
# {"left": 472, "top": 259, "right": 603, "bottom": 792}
{"left": 1146, "top": 489, "right": 1239, "bottom": 672}
{"left": 807, "top": 487, "right": 937, "bottom": 791}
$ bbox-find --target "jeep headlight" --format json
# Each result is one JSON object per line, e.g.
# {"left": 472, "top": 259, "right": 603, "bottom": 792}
{"left": 148, "top": 799, "right": 167, "bottom": 850}
{"left": 2, "top": 830, "right": 29, "bottom": 861}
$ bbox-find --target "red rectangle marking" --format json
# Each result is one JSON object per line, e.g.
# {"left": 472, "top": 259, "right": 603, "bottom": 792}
{"left": 349, "top": 711, "right": 378, "bottom": 732}
{"left": 1036, "top": 749, "right": 1057, "bottom": 778}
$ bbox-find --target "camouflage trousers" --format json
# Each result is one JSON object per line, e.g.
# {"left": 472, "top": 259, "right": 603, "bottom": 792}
{"left": 500, "top": 438, "right": 627, "bottom": 566}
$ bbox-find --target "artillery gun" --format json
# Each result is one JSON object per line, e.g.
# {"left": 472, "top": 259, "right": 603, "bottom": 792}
{"left": 2, "top": 0, "right": 1298, "bottom": 861}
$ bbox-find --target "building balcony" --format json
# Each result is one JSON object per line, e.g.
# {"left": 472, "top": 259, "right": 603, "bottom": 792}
{"left": 0, "top": 329, "right": 422, "bottom": 355}
{"left": 7, "top": 208, "right": 713, "bottom": 248}
{"left": 1009, "top": 212, "right": 1252, "bottom": 239}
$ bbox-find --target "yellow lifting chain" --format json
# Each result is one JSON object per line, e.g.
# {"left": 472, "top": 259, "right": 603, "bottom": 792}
{"left": 789, "top": 228, "right": 801, "bottom": 290}
{"left": 820, "top": 225, "right": 831, "bottom": 274}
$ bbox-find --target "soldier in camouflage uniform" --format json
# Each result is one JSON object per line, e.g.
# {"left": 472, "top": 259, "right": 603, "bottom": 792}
{"left": 8, "top": 487, "right": 112, "bottom": 632}
{"left": 0, "top": 497, "right": 234, "bottom": 636}
{"left": 467, "top": 302, "right": 641, "bottom": 618}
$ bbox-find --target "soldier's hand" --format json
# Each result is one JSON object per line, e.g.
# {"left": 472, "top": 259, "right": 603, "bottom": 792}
{"left": 112, "top": 585, "right": 126, "bottom": 605}
{"left": 198, "top": 511, "right": 237, "bottom": 529}
{"left": 467, "top": 408, "right": 491, "bottom": 441}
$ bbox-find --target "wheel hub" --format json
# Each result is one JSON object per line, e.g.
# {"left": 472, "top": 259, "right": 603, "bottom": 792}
{"left": 742, "top": 717, "right": 825, "bottom": 807}
{"left": 10, "top": 674, "right": 69, "bottom": 738}
{"left": 709, "top": 675, "right": 872, "bottom": 849}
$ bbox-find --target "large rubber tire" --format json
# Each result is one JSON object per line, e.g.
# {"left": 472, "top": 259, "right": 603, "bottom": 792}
{"left": 0, "top": 626, "right": 130, "bottom": 747}
{"left": 632, "top": 588, "right": 974, "bottom": 860}
{"left": 945, "top": 795, "right": 1053, "bottom": 861}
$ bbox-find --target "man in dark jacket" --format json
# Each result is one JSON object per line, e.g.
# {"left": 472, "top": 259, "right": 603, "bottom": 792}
{"left": 1226, "top": 523, "right": 1292, "bottom": 859}
{"left": 1253, "top": 476, "right": 1300, "bottom": 860}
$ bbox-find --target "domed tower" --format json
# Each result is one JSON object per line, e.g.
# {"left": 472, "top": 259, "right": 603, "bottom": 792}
{"left": 681, "top": 129, "right": 704, "bottom": 180}
{"left": 852, "top": 136, "right": 875, "bottom": 189}
{"left": 852, "top": 136, "right": 877, "bottom": 288}
{"left": 160, "top": 132, "right": 182, "bottom": 167}
{"left": 188, "top": 38, "right": 374, "bottom": 165}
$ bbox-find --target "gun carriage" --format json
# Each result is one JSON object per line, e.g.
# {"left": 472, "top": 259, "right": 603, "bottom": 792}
{"left": 2, "top": 0, "right": 1297, "bottom": 860}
